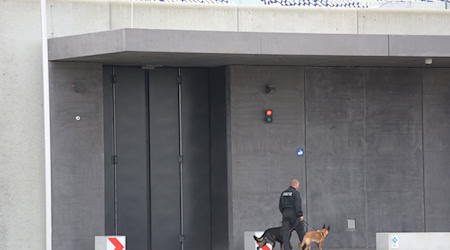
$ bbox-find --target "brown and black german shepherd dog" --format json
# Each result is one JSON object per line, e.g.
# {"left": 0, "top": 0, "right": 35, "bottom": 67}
{"left": 253, "top": 227, "right": 293, "bottom": 250}
{"left": 299, "top": 224, "right": 330, "bottom": 250}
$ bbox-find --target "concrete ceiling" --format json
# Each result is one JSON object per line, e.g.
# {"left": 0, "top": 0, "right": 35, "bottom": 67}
{"left": 62, "top": 52, "right": 450, "bottom": 68}
{"left": 48, "top": 28, "right": 450, "bottom": 68}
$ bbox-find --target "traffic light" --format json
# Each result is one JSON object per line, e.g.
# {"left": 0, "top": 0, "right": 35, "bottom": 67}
{"left": 265, "top": 109, "right": 273, "bottom": 123}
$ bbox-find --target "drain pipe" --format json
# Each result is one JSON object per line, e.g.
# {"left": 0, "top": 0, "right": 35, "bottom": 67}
{"left": 40, "top": 0, "right": 52, "bottom": 249}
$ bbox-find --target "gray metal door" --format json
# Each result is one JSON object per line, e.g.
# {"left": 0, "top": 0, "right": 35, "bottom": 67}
{"left": 104, "top": 66, "right": 212, "bottom": 250}
{"left": 148, "top": 68, "right": 180, "bottom": 250}
{"left": 149, "top": 68, "right": 211, "bottom": 250}
{"left": 104, "top": 66, "right": 150, "bottom": 250}
{"left": 179, "top": 68, "right": 211, "bottom": 250}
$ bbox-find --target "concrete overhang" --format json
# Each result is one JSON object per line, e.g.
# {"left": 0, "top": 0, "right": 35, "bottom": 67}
{"left": 48, "top": 28, "right": 450, "bottom": 67}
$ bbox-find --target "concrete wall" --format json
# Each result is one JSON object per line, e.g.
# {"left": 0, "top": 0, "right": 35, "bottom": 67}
{"left": 423, "top": 69, "right": 450, "bottom": 232}
{"left": 305, "top": 67, "right": 368, "bottom": 248}
{"left": 228, "top": 66, "right": 450, "bottom": 250}
{"left": 49, "top": 62, "right": 105, "bottom": 249}
{"left": 46, "top": 0, "right": 450, "bottom": 38}
{"left": 229, "top": 66, "right": 307, "bottom": 250}
{"left": 2, "top": 1, "right": 450, "bottom": 250}
{"left": 364, "top": 69, "right": 424, "bottom": 247}
{"left": 305, "top": 68, "right": 424, "bottom": 248}
{"left": 210, "top": 67, "right": 231, "bottom": 250}
{"left": 0, "top": 1, "right": 46, "bottom": 249}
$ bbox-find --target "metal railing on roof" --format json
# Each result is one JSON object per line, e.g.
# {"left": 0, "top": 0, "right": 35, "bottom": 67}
{"left": 135, "top": 0, "right": 449, "bottom": 8}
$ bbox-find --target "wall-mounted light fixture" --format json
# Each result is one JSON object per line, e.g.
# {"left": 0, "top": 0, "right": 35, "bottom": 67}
{"left": 72, "top": 81, "right": 85, "bottom": 93}
{"left": 265, "top": 84, "right": 276, "bottom": 94}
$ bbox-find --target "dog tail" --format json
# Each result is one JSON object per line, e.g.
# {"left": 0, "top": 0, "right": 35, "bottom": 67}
{"left": 299, "top": 239, "right": 306, "bottom": 248}
{"left": 253, "top": 234, "right": 264, "bottom": 243}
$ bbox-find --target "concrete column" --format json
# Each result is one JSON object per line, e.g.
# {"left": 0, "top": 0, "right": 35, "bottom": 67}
{"left": 0, "top": 0, "right": 46, "bottom": 249}
{"left": 49, "top": 62, "right": 104, "bottom": 250}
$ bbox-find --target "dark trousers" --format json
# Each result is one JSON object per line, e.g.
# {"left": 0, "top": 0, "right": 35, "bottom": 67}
{"left": 281, "top": 211, "right": 305, "bottom": 250}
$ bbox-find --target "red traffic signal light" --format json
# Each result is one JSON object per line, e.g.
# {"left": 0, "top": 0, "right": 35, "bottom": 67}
{"left": 265, "top": 109, "right": 273, "bottom": 123}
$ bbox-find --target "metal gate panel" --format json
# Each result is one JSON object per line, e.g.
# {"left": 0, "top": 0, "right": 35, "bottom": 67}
{"left": 103, "top": 66, "right": 114, "bottom": 235}
{"left": 105, "top": 67, "right": 213, "bottom": 250}
{"left": 181, "top": 68, "right": 212, "bottom": 250}
{"left": 105, "top": 67, "right": 150, "bottom": 250}
{"left": 148, "top": 68, "right": 181, "bottom": 250}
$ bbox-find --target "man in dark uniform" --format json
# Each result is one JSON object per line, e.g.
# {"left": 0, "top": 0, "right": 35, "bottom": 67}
{"left": 279, "top": 179, "right": 306, "bottom": 250}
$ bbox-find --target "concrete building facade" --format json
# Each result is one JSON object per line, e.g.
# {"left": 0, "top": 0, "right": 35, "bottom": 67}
{"left": 1, "top": 1, "right": 450, "bottom": 250}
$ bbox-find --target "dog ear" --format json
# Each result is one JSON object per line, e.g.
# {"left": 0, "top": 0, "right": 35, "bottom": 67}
{"left": 322, "top": 224, "right": 326, "bottom": 229}
{"left": 327, "top": 225, "right": 330, "bottom": 231}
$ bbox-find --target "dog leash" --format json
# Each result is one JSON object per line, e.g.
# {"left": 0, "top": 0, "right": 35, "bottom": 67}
{"left": 288, "top": 218, "right": 321, "bottom": 233}
{"left": 289, "top": 218, "right": 317, "bottom": 232}
{"left": 302, "top": 220, "right": 320, "bottom": 231}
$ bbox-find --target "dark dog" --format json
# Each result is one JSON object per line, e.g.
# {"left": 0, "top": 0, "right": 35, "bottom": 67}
{"left": 253, "top": 227, "right": 293, "bottom": 250}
